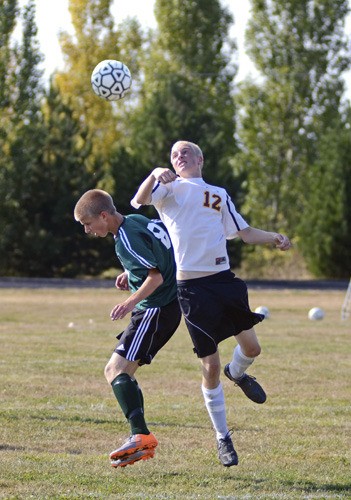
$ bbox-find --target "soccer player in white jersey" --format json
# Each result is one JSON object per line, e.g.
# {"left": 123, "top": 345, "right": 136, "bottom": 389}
{"left": 131, "top": 141, "right": 291, "bottom": 467}
{"left": 74, "top": 189, "right": 181, "bottom": 468}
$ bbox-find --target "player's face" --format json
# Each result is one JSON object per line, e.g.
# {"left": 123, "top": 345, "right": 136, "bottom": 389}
{"left": 170, "top": 143, "right": 202, "bottom": 178}
{"left": 80, "top": 213, "right": 109, "bottom": 237}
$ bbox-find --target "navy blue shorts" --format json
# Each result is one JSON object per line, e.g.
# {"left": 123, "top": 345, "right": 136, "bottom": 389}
{"left": 177, "top": 270, "right": 264, "bottom": 358}
{"left": 114, "top": 298, "right": 181, "bottom": 365}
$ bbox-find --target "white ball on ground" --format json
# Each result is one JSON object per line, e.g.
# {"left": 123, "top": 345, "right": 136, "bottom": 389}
{"left": 308, "top": 307, "right": 325, "bottom": 320}
{"left": 255, "top": 306, "right": 270, "bottom": 318}
{"left": 68, "top": 322, "right": 75, "bottom": 328}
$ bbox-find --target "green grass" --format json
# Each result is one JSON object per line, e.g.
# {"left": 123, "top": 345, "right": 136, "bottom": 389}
{"left": 0, "top": 287, "right": 350, "bottom": 499}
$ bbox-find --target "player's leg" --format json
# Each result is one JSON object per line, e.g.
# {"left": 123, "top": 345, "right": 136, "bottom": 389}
{"left": 224, "top": 328, "right": 266, "bottom": 404}
{"left": 108, "top": 304, "right": 180, "bottom": 464}
{"left": 106, "top": 353, "right": 157, "bottom": 462}
{"left": 200, "top": 352, "right": 238, "bottom": 467}
{"left": 105, "top": 353, "right": 148, "bottom": 431}
{"left": 229, "top": 327, "right": 261, "bottom": 377}
{"left": 177, "top": 278, "right": 238, "bottom": 466}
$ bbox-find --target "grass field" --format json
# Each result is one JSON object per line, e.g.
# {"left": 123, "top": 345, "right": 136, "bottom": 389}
{"left": 0, "top": 286, "right": 350, "bottom": 499}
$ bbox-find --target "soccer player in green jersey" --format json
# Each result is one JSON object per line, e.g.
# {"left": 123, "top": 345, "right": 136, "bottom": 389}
{"left": 74, "top": 189, "right": 181, "bottom": 468}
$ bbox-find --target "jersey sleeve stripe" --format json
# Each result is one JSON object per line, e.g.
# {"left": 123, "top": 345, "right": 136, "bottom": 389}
{"left": 152, "top": 182, "right": 161, "bottom": 194}
{"left": 225, "top": 194, "right": 244, "bottom": 231}
{"left": 119, "top": 227, "right": 154, "bottom": 268}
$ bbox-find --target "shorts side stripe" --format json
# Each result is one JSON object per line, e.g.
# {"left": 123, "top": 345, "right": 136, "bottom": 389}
{"left": 127, "top": 308, "right": 159, "bottom": 360}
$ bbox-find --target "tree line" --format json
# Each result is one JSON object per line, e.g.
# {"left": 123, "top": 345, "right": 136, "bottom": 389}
{"left": 1, "top": 0, "right": 350, "bottom": 278}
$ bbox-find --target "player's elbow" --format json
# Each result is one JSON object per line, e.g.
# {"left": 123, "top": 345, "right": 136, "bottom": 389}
{"left": 149, "top": 269, "right": 164, "bottom": 289}
{"left": 238, "top": 226, "right": 253, "bottom": 244}
{"left": 156, "top": 274, "right": 164, "bottom": 287}
{"left": 135, "top": 193, "right": 150, "bottom": 206}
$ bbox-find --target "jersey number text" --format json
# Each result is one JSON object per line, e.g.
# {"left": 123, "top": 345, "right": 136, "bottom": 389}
{"left": 203, "top": 191, "right": 221, "bottom": 211}
{"left": 147, "top": 222, "right": 172, "bottom": 249}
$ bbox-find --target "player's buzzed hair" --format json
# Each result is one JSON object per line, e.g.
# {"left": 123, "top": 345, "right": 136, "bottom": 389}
{"left": 171, "top": 141, "right": 204, "bottom": 165}
{"left": 74, "top": 189, "right": 117, "bottom": 221}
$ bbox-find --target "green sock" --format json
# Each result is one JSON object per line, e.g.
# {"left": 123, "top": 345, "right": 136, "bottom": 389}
{"left": 134, "top": 378, "right": 144, "bottom": 412}
{"left": 111, "top": 373, "right": 149, "bottom": 435}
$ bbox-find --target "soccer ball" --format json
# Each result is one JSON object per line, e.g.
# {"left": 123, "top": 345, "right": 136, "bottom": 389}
{"left": 91, "top": 60, "right": 132, "bottom": 101}
{"left": 308, "top": 307, "right": 325, "bottom": 320}
{"left": 255, "top": 306, "right": 270, "bottom": 318}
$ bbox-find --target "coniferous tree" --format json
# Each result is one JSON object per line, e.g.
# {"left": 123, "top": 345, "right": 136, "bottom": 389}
{"left": 126, "top": 0, "right": 243, "bottom": 266}
{"left": 130, "top": 0, "right": 239, "bottom": 190}
{"left": 0, "top": 0, "right": 46, "bottom": 275}
{"left": 232, "top": 0, "right": 350, "bottom": 276}
{"left": 0, "top": 0, "right": 17, "bottom": 107}
{"left": 298, "top": 109, "right": 351, "bottom": 278}
{"left": 38, "top": 82, "right": 109, "bottom": 277}
{"left": 0, "top": 0, "right": 18, "bottom": 273}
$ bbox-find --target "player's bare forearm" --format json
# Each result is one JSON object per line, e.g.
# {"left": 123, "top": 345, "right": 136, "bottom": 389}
{"left": 238, "top": 226, "right": 291, "bottom": 251}
{"left": 133, "top": 168, "right": 176, "bottom": 205}
{"left": 133, "top": 174, "right": 155, "bottom": 205}
{"left": 110, "top": 269, "right": 164, "bottom": 320}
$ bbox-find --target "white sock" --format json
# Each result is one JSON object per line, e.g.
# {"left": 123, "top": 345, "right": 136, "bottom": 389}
{"left": 201, "top": 383, "right": 228, "bottom": 440}
{"left": 228, "top": 345, "right": 254, "bottom": 380}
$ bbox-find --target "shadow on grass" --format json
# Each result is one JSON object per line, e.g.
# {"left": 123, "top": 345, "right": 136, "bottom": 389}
{"left": 2, "top": 411, "right": 113, "bottom": 426}
{"left": 225, "top": 473, "right": 351, "bottom": 495}
{"left": 282, "top": 479, "right": 351, "bottom": 495}
{"left": 29, "top": 414, "right": 208, "bottom": 430}
{"left": 0, "top": 444, "right": 26, "bottom": 451}
{"left": 147, "top": 420, "right": 209, "bottom": 430}
{"left": 2, "top": 410, "right": 209, "bottom": 430}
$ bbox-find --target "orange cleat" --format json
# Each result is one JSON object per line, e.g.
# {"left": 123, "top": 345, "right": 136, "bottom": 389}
{"left": 111, "top": 448, "right": 155, "bottom": 468}
{"left": 109, "top": 432, "right": 158, "bottom": 460}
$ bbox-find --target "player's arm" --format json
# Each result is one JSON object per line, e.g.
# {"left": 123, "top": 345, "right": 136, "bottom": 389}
{"left": 110, "top": 268, "right": 163, "bottom": 320}
{"left": 115, "top": 271, "right": 129, "bottom": 290}
{"left": 238, "top": 226, "right": 291, "bottom": 251}
{"left": 132, "top": 167, "right": 177, "bottom": 206}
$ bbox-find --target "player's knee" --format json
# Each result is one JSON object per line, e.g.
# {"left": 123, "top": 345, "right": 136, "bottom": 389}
{"left": 104, "top": 361, "right": 115, "bottom": 383}
{"left": 246, "top": 344, "right": 261, "bottom": 358}
{"left": 202, "top": 361, "right": 221, "bottom": 384}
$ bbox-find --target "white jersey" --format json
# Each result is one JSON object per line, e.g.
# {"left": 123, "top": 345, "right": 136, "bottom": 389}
{"left": 132, "top": 177, "right": 249, "bottom": 273}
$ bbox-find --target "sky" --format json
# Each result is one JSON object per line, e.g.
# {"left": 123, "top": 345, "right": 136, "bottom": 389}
{"left": 17, "top": 0, "right": 351, "bottom": 98}
{"left": 17, "top": 0, "right": 257, "bottom": 82}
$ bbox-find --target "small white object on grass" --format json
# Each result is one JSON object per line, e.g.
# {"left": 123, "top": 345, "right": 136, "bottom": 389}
{"left": 255, "top": 306, "right": 270, "bottom": 318}
{"left": 308, "top": 307, "right": 325, "bottom": 320}
{"left": 68, "top": 322, "right": 75, "bottom": 328}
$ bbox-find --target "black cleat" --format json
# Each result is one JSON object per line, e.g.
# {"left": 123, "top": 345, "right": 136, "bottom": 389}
{"left": 224, "top": 364, "right": 267, "bottom": 404}
{"left": 217, "top": 431, "right": 238, "bottom": 467}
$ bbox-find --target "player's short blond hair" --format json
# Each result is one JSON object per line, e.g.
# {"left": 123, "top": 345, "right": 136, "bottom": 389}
{"left": 171, "top": 141, "right": 204, "bottom": 165}
{"left": 74, "top": 189, "right": 116, "bottom": 221}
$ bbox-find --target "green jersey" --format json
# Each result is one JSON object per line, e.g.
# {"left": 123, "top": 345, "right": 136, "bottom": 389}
{"left": 114, "top": 214, "right": 177, "bottom": 310}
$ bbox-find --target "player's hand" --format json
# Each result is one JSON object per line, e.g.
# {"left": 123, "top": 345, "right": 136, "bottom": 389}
{"left": 110, "top": 301, "right": 134, "bottom": 320}
{"left": 115, "top": 272, "right": 129, "bottom": 290}
{"left": 274, "top": 234, "right": 292, "bottom": 251}
{"left": 153, "top": 167, "right": 177, "bottom": 184}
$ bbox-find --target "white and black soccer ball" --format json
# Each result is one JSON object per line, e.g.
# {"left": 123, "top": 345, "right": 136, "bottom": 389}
{"left": 308, "top": 307, "right": 325, "bottom": 321}
{"left": 91, "top": 60, "right": 132, "bottom": 101}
